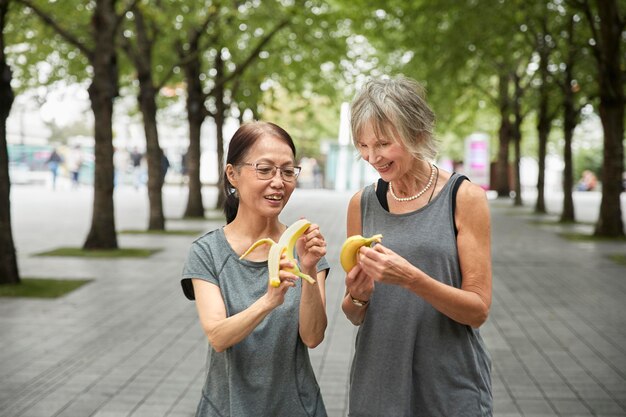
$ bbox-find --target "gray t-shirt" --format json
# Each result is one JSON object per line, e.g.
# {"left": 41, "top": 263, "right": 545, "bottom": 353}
{"left": 348, "top": 174, "right": 492, "bottom": 416}
{"left": 182, "top": 227, "right": 329, "bottom": 417}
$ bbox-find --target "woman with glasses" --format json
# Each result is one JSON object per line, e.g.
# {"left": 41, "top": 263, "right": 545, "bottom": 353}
{"left": 342, "top": 77, "right": 492, "bottom": 416}
{"left": 181, "top": 121, "right": 329, "bottom": 417}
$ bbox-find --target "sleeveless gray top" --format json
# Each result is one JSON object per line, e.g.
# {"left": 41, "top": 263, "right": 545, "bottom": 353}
{"left": 182, "top": 227, "right": 329, "bottom": 417}
{"left": 349, "top": 174, "right": 492, "bottom": 416}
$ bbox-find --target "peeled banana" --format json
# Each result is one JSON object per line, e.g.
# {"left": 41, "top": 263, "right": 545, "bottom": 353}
{"left": 240, "top": 219, "right": 316, "bottom": 287}
{"left": 340, "top": 234, "right": 383, "bottom": 272}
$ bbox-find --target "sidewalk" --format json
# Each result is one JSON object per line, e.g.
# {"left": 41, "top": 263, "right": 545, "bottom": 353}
{"left": 1, "top": 185, "right": 625, "bottom": 417}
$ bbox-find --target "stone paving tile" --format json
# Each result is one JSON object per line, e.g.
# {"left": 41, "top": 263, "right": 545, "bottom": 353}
{"left": 1, "top": 186, "right": 625, "bottom": 417}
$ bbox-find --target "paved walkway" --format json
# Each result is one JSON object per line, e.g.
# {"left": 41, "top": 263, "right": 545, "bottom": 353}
{"left": 1, "top": 185, "right": 625, "bottom": 417}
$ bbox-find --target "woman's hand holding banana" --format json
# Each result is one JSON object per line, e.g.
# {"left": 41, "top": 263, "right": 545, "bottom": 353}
{"left": 357, "top": 244, "right": 415, "bottom": 287}
{"left": 240, "top": 219, "right": 317, "bottom": 288}
{"left": 296, "top": 223, "right": 327, "bottom": 272}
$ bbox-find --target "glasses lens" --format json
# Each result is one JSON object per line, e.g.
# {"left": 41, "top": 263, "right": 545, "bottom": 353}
{"left": 281, "top": 168, "right": 296, "bottom": 180}
{"left": 255, "top": 164, "right": 275, "bottom": 180}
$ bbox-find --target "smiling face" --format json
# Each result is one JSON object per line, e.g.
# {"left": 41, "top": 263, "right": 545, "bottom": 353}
{"left": 355, "top": 121, "right": 414, "bottom": 182}
{"left": 226, "top": 134, "right": 297, "bottom": 219}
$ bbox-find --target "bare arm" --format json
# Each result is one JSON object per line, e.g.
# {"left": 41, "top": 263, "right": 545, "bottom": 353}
{"left": 297, "top": 224, "right": 328, "bottom": 348}
{"left": 341, "top": 190, "right": 375, "bottom": 325}
{"left": 191, "top": 264, "right": 298, "bottom": 352}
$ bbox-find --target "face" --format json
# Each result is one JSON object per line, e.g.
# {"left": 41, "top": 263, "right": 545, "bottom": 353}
{"left": 355, "top": 121, "right": 413, "bottom": 182}
{"left": 226, "top": 134, "right": 297, "bottom": 218}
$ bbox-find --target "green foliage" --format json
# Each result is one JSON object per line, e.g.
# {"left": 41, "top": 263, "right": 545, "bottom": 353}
{"left": 260, "top": 86, "right": 340, "bottom": 159}
{"left": 607, "top": 254, "right": 626, "bottom": 266}
{"left": 0, "top": 278, "right": 91, "bottom": 298}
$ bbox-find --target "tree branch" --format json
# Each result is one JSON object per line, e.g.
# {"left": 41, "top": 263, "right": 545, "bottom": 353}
{"left": 218, "top": 17, "right": 290, "bottom": 90}
{"left": 16, "top": 0, "right": 93, "bottom": 59}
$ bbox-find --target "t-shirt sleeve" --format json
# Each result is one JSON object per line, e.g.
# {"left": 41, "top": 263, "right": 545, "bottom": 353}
{"left": 316, "top": 255, "right": 330, "bottom": 279}
{"left": 181, "top": 240, "right": 218, "bottom": 300}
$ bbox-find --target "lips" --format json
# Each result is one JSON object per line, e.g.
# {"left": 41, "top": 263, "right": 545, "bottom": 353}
{"left": 265, "top": 194, "right": 283, "bottom": 201}
{"left": 376, "top": 162, "right": 392, "bottom": 172}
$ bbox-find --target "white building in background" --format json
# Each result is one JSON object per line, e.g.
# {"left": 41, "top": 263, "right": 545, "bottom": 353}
{"left": 326, "top": 102, "right": 378, "bottom": 192}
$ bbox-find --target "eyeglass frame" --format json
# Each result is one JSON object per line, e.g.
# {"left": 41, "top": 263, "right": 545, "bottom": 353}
{"left": 238, "top": 162, "right": 302, "bottom": 182}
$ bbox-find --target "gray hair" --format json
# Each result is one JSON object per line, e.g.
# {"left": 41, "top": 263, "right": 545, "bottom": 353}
{"left": 350, "top": 76, "right": 437, "bottom": 161}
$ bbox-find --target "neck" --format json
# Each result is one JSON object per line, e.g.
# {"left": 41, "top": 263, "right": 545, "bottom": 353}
{"left": 227, "top": 208, "right": 283, "bottom": 241}
{"left": 392, "top": 161, "right": 433, "bottom": 196}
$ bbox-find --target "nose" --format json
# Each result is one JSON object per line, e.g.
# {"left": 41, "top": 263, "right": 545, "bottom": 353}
{"left": 366, "top": 147, "right": 380, "bottom": 164}
{"left": 269, "top": 168, "right": 285, "bottom": 187}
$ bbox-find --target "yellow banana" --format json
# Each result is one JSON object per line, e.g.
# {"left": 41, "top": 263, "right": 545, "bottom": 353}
{"left": 239, "top": 238, "right": 276, "bottom": 259}
{"left": 340, "top": 234, "right": 383, "bottom": 272}
{"left": 278, "top": 219, "right": 316, "bottom": 285}
{"left": 239, "top": 219, "right": 316, "bottom": 287}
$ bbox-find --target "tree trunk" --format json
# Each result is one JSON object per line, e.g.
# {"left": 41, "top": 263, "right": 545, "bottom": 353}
{"left": 182, "top": 47, "right": 206, "bottom": 218}
{"left": 83, "top": 0, "right": 118, "bottom": 249}
{"left": 561, "top": 95, "right": 576, "bottom": 223}
{"left": 593, "top": 0, "right": 624, "bottom": 237}
{"left": 0, "top": 0, "right": 19, "bottom": 285}
{"left": 214, "top": 52, "right": 226, "bottom": 211}
{"left": 138, "top": 77, "right": 165, "bottom": 230}
{"left": 560, "top": 17, "right": 577, "bottom": 224}
{"left": 131, "top": 7, "right": 165, "bottom": 230}
{"left": 512, "top": 73, "right": 523, "bottom": 207}
{"left": 535, "top": 97, "right": 550, "bottom": 214}
{"left": 495, "top": 72, "right": 511, "bottom": 197}
{"left": 535, "top": 32, "right": 552, "bottom": 214}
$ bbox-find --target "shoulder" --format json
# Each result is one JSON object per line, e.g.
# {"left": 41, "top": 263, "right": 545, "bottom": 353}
{"left": 189, "top": 228, "right": 224, "bottom": 254}
{"left": 348, "top": 189, "right": 364, "bottom": 211}
{"left": 455, "top": 180, "right": 490, "bottom": 228}
{"left": 457, "top": 179, "right": 487, "bottom": 205}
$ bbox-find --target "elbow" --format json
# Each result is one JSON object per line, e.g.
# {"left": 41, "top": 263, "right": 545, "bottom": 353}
{"left": 468, "top": 304, "right": 490, "bottom": 329}
{"left": 303, "top": 336, "right": 324, "bottom": 349}
{"left": 208, "top": 335, "right": 228, "bottom": 353}
{"left": 205, "top": 328, "right": 229, "bottom": 353}
{"left": 211, "top": 342, "right": 228, "bottom": 353}
{"left": 301, "top": 324, "right": 326, "bottom": 349}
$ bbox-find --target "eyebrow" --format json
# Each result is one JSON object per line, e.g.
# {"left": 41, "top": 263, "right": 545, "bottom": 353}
{"left": 254, "top": 158, "right": 296, "bottom": 166}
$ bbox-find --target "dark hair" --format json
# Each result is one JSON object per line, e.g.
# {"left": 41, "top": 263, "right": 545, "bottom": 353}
{"left": 223, "top": 121, "right": 297, "bottom": 223}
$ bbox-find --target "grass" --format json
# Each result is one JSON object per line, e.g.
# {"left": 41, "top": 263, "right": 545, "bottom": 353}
{"left": 0, "top": 278, "right": 92, "bottom": 298}
{"left": 119, "top": 229, "right": 202, "bottom": 236}
{"left": 607, "top": 254, "right": 626, "bottom": 266}
{"left": 559, "top": 232, "right": 626, "bottom": 242}
{"left": 34, "top": 247, "right": 161, "bottom": 258}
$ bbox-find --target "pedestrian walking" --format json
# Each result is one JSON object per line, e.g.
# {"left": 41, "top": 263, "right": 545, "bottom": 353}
{"left": 342, "top": 76, "right": 493, "bottom": 416}
{"left": 46, "top": 147, "right": 63, "bottom": 190}
{"left": 181, "top": 121, "right": 330, "bottom": 417}
{"left": 65, "top": 145, "right": 83, "bottom": 188}
{"left": 130, "top": 147, "right": 144, "bottom": 189}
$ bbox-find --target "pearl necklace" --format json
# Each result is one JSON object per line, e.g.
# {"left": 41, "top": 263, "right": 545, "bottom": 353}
{"left": 389, "top": 164, "right": 435, "bottom": 202}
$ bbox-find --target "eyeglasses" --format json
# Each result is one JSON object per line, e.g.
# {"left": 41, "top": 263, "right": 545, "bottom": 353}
{"left": 240, "top": 162, "right": 301, "bottom": 182}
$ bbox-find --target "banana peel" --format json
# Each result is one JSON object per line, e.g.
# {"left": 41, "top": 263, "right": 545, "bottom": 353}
{"left": 340, "top": 234, "right": 383, "bottom": 272}
{"left": 239, "top": 219, "right": 316, "bottom": 287}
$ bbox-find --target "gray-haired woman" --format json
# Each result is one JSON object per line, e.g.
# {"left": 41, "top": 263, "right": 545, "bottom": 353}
{"left": 342, "top": 76, "right": 493, "bottom": 416}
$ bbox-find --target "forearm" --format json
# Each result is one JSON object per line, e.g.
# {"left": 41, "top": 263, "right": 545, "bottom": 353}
{"left": 341, "top": 292, "right": 368, "bottom": 325}
{"left": 298, "top": 268, "right": 327, "bottom": 348}
{"left": 203, "top": 296, "right": 274, "bottom": 352}
{"left": 404, "top": 267, "right": 490, "bottom": 328}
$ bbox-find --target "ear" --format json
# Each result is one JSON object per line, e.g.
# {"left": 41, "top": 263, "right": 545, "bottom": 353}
{"left": 225, "top": 164, "right": 238, "bottom": 188}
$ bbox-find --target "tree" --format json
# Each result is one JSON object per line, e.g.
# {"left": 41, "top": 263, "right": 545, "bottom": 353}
{"left": 0, "top": 0, "right": 19, "bottom": 285}
{"left": 554, "top": 10, "right": 593, "bottom": 223}
{"left": 573, "top": 0, "right": 625, "bottom": 237}
{"left": 18, "top": 0, "right": 139, "bottom": 249}
{"left": 120, "top": 1, "right": 176, "bottom": 230}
